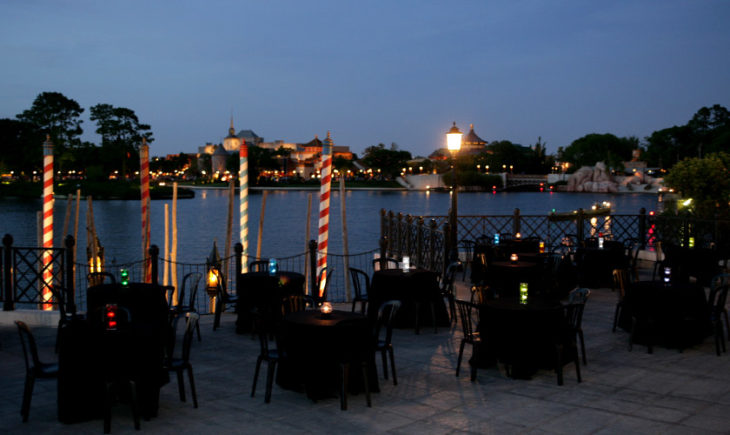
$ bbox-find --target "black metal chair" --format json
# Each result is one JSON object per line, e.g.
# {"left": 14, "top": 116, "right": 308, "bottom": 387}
{"left": 458, "top": 239, "right": 475, "bottom": 280}
{"left": 440, "top": 261, "right": 460, "bottom": 324}
{"left": 213, "top": 273, "right": 238, "bottom": 331}
{"left": 165, "top": 312, "right": 200, "bottom": 408}
{"left": 251, "top": 311, "right": 282, "bottom": 403}
{"left": 15, "top": 321, "right": 59, "bottom": 422}
{"left": 336, "top": 319, "right": 372, "bottom": 410}
{"left": 709, "top": 273, "right": 730, "bottom": 342}
{"left": 248, "top": 260, "right": 269, "bottom": 273}
{"left": 174, "top": 272, "right": 203, "bottom": 341}
{"left": 454, "top": 299, "right": 481, "bottom": 381}
{"left": 349, "top": 267, "right": 370, "bottom": 314}
{"left": 374, "top": 300, "right": 401, "bottom": 385}
{"left": 372, "top": 257, "right": 399, "bottom": 271}
{"left": 566, "top": 288, "right": 590, "bottom": 365}
{"left": 612, "top": 269, "right": 630, "bottom": 333}
{"left": 281, "top": 294, "right": 315, "bottom": 316}
{"left": 709, "top": 283, "right": 729, "bottom": 356}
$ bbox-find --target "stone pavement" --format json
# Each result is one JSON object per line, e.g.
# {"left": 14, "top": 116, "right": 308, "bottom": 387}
{"left": 1, "top": 274, "right": 729, "bottom": 434}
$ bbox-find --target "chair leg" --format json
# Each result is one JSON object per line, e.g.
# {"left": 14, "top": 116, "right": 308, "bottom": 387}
{"left": 555, "top": 347, "right": 564, "bottom": 386}
{"left": 213, "top": 299, "right": 222, "bottom": 330}
{"left": 251, "top": 356, "right": 263, "bottom": 397}
{"left": 380, "top": 349, "right": 389, "bottom": 380}
{"left": 128, "top": 381, "right": 141, "bottom": 431}
{"left": 176, "top": 370, "right": 186, "bottom": 402}
{"left": 578, "top": 330, "right": 587, "bottom": 365}
{"left": 21, "top": 373, "right": 34, "bottom": 422}
{"left": 187, "top": 366, "right": 198, "bottom": 408}
{"left": 455, "top": 340, "right": 466, "bottom": 377}
{"left": 195, "top": 321, "right": 202, "bottom": 342}
{"left": 414, "top": 302, "right": 420, "bottom": 335}
{"left": 104, "top": 381, "right": 113, "bottom": 434}
{"left": 612, "top": 304, "right": 621, "bottom": 333}
{"left": 361, "top": 362, "right": 372, "bottom": 408}
{"left": 574, "top": 348, "right": 582, "bottom": 383}
{"left": 388, "top": 348, "right": 397, "bottom": 386}
{"left": 431, "top": 302, "right": 437, "bottom": 334}
{"left": 264, "top": 360, "right": 276, "bottom": 404}
{"left": 340, "top": 363, "right": 349, "bottom": 411}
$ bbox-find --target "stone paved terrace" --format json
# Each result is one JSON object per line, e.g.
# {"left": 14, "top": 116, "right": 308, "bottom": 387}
{"left": 1, "top": 268, "right": 729, "bottom": 434}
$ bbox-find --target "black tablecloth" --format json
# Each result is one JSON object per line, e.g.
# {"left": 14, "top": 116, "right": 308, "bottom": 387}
{"left": 368, "top": 268, "right": 449, "bottom": 328}
{"left": 58, "top": 283, "right": 169, "bottom": 423}
{"left": 575, "top": 246, "right": 628, "bottom": 288}
{"left": 662, "top": 243, "right": 721, "bottom": 287}
{"left": 236, "top": 271, "right": 305, "bottom": 333}
{"left": 478, "top": 297, "right": 568, "bottom": 379}
{"left": 618, "top": 280, "right": 712, "bottom": 349}
{"left": 278, "top": 310, "right": 379, "bottom": 400}
{"left": 488, "top": 261, "right": 542, "bottom": 298}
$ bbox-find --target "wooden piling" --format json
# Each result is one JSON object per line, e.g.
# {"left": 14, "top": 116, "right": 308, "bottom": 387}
{"left": 256, "top": 190, "right": 268, "bottom": 260}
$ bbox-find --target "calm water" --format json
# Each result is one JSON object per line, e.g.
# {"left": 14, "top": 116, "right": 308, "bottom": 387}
{"left": 0, "top": 190, "right": 658, "bottom": 265}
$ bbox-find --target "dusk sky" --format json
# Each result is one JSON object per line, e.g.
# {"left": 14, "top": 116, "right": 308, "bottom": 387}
{"left": 2, "top": 1, "right": 729, "bottom": 158}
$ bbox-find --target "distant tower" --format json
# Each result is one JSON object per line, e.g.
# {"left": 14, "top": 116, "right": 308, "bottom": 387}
{"left": 461, "top": 123, "right": 487, "bottom": 155}
{"left": 223, "top": 117, "right": 242, "bottom": 152}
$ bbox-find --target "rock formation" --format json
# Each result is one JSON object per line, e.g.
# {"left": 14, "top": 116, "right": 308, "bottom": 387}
{"left": 566, "top": 162, "right": 619, "bottom": 193}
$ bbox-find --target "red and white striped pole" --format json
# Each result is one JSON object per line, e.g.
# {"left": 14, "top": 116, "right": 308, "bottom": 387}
{"left": 140, "top": 138, "right": 151, "bottom": 282}
{"left": 239, "top": 139, "right": 249, "bottom": 272}
{"left": 316, "top": 132, "right": 333, "bottom": 298}
{"left": 41, "top": 135, "right": 54, "bottom": 310}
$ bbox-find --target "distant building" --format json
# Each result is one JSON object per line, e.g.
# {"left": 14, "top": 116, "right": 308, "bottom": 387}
{"left": 429, "top": 123, "right": 488, "bottom": 159}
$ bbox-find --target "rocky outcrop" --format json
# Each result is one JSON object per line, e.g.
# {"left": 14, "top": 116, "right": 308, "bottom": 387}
{"left": 566, "top": 162, "right": 618, "bottom": 193}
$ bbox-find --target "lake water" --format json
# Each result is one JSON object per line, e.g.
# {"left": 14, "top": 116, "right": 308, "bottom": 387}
{"left": 0, "top": 189, "right": 658, "bottom": 266}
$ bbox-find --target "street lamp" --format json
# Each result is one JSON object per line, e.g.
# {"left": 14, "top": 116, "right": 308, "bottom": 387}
{"left": 446, "top": 122, "right": 463, "bottom": 260}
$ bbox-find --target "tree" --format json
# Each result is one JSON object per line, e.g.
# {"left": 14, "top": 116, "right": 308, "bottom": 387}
{"left": 663, "top": 152, "right": 730, "bottom": 219}
{"left": 90, "top": 104, "right": 154, "bottom": 177}
{"left": 361, "top": 143, "right": 412, "bottom": 178}
{"left": 559, "top": 133, "right": 635, "bottom": 170}
{"left": 0, "top": 119, "right": 44, "bottom": 177}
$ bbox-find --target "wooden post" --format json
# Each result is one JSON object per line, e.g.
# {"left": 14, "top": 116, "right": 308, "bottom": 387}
{"left": 163, "top": 203, "right": 169, "bottom": 287}
{"left": 513, "top": 208, "right": 521, "bottom": 236}
{"left": 638, "top": 207, "right": 647, "bottom": 249}
{"left": 171, "top": 183, "right": 179, "bottom": 292}
{"left": 62, "top": 194, "right": 72, "bottom": 241}
{"left": 73, "top": 189, "right": 80, "bottom": 265}
{"left": 305, "top": 193, "right": 312, "bottom": 295}
{"left": 416, "top": 217, "right": 424, "bottom": 268}
{"left": 64, "top": 235, "right": 76, "bottom": 314}
{"left": 256, "top": 190, "right": 268, "bottom": 260}
{"left": 340, "top": 178, "right": 351, "bottom": 302}
{"left": 224, "top": 179, "right": 234, "bottom": 280}
{"left": 3, "top": 234, "right": 14, "bottom": 310}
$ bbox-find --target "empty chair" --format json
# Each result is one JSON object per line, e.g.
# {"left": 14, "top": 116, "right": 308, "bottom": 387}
{"left": 566, "top": 288, "right": 591, "bottom": 365}
{"left": 174, "top": 272, "right": 203, "bottom": 341}
{"left": 709, "top": 284, "right": 729, "bottom": 356}
{"left": 440, "top": 261, "right": 461, "bottom": 323}
{"left": 348, "top": 267, "right": 370, "bottom": 314}
{"left": 374, "top": 300, "right": 401, "bottom": 385}
{"left": 251, "top": 311, "right": 282, "bottom": 403}
{"left": 165, "top": 312, "right": 200, "bottom": 408}
{"left": 249, "top": 260, "right": 269, "bottom": 273}
{"left": 213, "top": 271, "right": 239, "bottom": 331}
{"left": 454, "top": 299, "right": 481, "bottom": 381}
{"left": 281, "top": 294, "right": 315, "bottom": 316}
{"left": 612, "top": 268, "right": 630, "bottom": 333}
{"left": 313, "top": 266, "right": 333, "bottom": 307}
{"left": 458, "top": 239, "right": 475, "bottom": 280}
{"left": 336, "top": 319, "right": 372, "bottom": 410}
{"left": 372, "top": 257, "right": 399, "bottom": 271}
{"left": 15, "top": 321, "right": 59, "bottom": 422}
{"left": 709, "top": 273, "right": 730, "bottom": 341}
{"left": 87, "top": 271, "right": 116, "bottom": 287}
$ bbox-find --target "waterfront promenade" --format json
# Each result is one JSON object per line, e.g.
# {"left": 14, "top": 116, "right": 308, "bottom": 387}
{"left": 1, "top": 266, "right": 729, "bottom": 434}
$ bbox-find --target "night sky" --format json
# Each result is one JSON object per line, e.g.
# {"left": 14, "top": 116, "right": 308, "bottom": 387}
{"left": 2, "top": 0, "right": 729, "bottom": 158}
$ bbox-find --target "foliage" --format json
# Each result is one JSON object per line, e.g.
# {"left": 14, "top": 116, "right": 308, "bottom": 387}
{"left": 0, "top": 119, "right": 44, "bottom": 176}
{"left": 15, "top": 92, "right": 84, "bottom": 150}
{"left": 558, "top": 133, "right": 636, "bottom": 170}
{"left": 90, "top": 103, "right": 154, "bottom": 177}
{"left": 361, "top": 143, "right": 412, "bottom": 178}
{"left": 644, "top": 105, "right": 730, "bottom": 168}
{"left": 663, "top": 152, "right": 730, "bottom": 219}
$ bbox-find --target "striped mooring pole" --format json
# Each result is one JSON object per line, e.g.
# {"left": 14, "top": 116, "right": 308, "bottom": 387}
{"left": 316, "top": 132, "right": 333, "bottom": 298}
{"left": 239, "top": 139, "right": 249, "bottom": 272}
{"left": 140, "top": 138, "right": 151, "bottom": 282}
{"left": 41, "top": 135, "right": 54, "bottom": 310}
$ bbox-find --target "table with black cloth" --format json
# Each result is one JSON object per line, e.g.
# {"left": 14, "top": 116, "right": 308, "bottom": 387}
{"left": 618, "top": 280, "right": 712, "bottom": 349}
{"left": 488, "top": 260, "right": 543, "bottom": 299}
{"left": 368, "top": 268, "right": 450, "bottom": 329}
{"left": 477, "top": 297, "right": 569, "bottom": 379}
{"left": 277, "top": 310, "right": 379, "bottom": 401}
{"left": 236, "top": 271, "right": 305, "bottom": 333}
{"left": 57, "top": 283, "right": 170, "bottom": 423}
{"left": 470, "top": 243, "right": 495, "bottom": 284}
{"left": 575, "top": 245, "right": 628, "bottom": 288}
{"left": 662, "top": 243, "right": 721, "bottom": 287}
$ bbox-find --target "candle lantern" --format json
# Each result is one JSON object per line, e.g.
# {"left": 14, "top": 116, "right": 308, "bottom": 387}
{"left": 402, "top": 256, "right": 410, "bottom": 272}
{"left": 519, "top": 282, "right": 528, "bottom": 304}
{"left": 598, "top": 236, "right": 604, "bottom": 249}
{"left": 207, "top": 267, "right": 220, "bottom": 298}
{"left": 515, "top": 232, "right": 522, "bottom": 239}
{"left": 268, "top": 258, "right": 278, "bottom": 276}
{"left": 493, "top": 233, "right": 500, "bottom": 245}
{"left": 689, "top": 237, "right": 695, "bottom": 248}
{"left": 663, "top": 266, "right": 671, "bottom": 285}
{"left": 510, "top": 253, "right": 518, "bottom": 263}
{"left": 539, "top": 241, "right": 545, "bottom": 254}
{"left": 320, "top": 301, "right": 333, "bottom": 317}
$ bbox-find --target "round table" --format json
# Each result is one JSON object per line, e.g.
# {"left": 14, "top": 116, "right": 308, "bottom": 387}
{"left": 489, "top": 261, "right": 542, "bottom": 298}
{"left": 236, "top": 271, "right": 305, "bottom": 334}
{"left": 278, "top": 310, "right": 378, "bottom": 400}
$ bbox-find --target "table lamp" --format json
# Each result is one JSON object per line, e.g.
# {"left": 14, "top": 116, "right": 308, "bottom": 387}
{"left": 519, "top": 282, "right": 528, "bottom": 305}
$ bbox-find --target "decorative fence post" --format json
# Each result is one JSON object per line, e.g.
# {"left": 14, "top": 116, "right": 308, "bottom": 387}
{"left": 149, "top": 245, "right": 159, "bottom": 286}
{"left": 380, "top": 209, "right": 386, "bottom": 244}
{"left": 405, "top": 214, "right": 413, "bottom": 259}
{"left": 3, "top": 234, "right": 13, "bottom": 311}
{"left": 443, "top": 221, "right": 452, "bottom": 274}
{"left": 396, "top": 212, "right": 404, "bottom": 260}
{"left": 378, "top": 237, "right": 388, "bottom": 270}
{"left": 576, "top": 208, "right": 585, "bottom": 244}
{"left": 64, "top": 235, "right": 75, "bottom": 314}
{"left": 234, "top": 243, "right": 243, "bottom": 294}
{"left": 638, "top": 208, "right": 647, "bottom": 249}
{"left": 416, "top": 217, "right": 424, "bottom": 268}
{"left": 387, "top": 211, "right": 395, "bottom": 257}
{"left": 513, "top": 208, "right": 521, "bottom": 235}
{"left": 308, "top": 239, "right": 317, "bottom": 296}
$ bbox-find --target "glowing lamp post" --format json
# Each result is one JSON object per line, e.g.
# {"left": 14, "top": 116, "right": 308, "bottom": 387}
{"left": 446, "top": 122, "right": 463, "bottom": 260}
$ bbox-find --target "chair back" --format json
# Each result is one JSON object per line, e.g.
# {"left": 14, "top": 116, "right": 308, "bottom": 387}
{"left": 568, "top": 287, "right": 591, "bottom": 305}
{"left": 15, "top": 321, "right": 41, "bottom": 373}
{"left": 314, "top": 266, "right": 333, "bottom": 305}
{"left": 455, "top": 299, "right": 479, "bottom": 341}
{"left": 374, "top": 300, "right": 401, "bottom": 346}
{"left": 565, "top": 289, "right": 590, "bottom": 329}
{"left": 459, "top": 239, "right": 475, "bottom": 261}
{"left": 178, "top": 272, "right": 203, "bottom": 310}
{"left": 709, "top": 284, "right": 729, "bottom": 320}
{"left": 470, "top": 283, "right": 495, "bottom": 304}
{"left": 281, "top": 294, "right": 313, "bottom": 316}
{"left": 168, "top": 312, "right": 199, "bottom": 362}
{"left": 349, "top": 267, "right": 370, "bottom": 301}
{"left": 88, "top": 271, "right": 116, "bottom": 287}
{"left": 710, "top": 273, "right": 730, "bottom": 295}
{"left": 373, "top": 257, "right": 399, "bottom": 271}
{"left": 612, "top": 268, "right": 629, "bottom": 299}
{"left": 249, "top": 260, "right": 269, "bottom": 273}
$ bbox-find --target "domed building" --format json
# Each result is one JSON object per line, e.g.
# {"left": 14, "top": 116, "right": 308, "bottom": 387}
{"left": 222, "top": 118, "right": 242, "bottom": 152}
{"left": 461, "top": 124, "right": 487, "bottom": 156}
